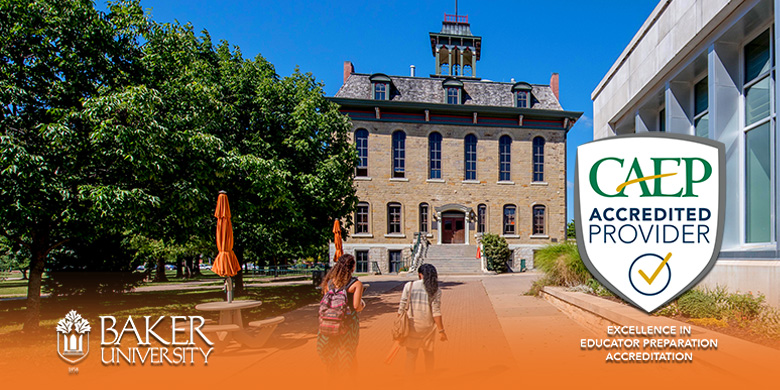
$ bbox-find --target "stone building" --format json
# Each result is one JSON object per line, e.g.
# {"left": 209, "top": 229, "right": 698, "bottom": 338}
{"left": 330, "top": 14, "right": 581, "bottom": 274}
{"left": 591, "top": 0, "right": 780, "bottom": 305}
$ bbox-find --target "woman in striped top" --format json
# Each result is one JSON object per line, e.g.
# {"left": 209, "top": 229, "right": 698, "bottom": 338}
{"left": 398, "top": 263, "right": 446, "bottom": 374}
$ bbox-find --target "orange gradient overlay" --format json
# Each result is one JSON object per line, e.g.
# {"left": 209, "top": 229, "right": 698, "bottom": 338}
{"left": 1, "top": 274, "right": 778, "bottom": 389}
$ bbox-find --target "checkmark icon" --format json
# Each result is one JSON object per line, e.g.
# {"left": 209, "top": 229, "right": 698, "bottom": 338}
{"left": 638, "top": 252, "right": 672, "bottom": 285}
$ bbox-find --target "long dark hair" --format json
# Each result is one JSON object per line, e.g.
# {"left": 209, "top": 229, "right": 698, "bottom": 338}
{"left": 321, "top": 254, "right": 356, "bottom": 291}
{"left": 418, "top": 264, "right": 438, "bottom": 297}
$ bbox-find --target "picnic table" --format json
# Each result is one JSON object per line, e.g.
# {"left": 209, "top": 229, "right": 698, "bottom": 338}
{"left": 195, "top": 300, "right": 283, "bottom": 349}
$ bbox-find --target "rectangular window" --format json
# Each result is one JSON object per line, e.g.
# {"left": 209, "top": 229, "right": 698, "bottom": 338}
{"left": 499, "top": 136, "right": 511, "bottom": 181}
{"left": 355, "top": 129, "right": 368, "bottom": 177}
{"left": 388, "top": 203, "right": 402, "bottom": 234}
{"left": 532, "top": 137, "right": 545, "bottom": 182}
{"left": 694, "top": 77, "right": 709, "bottom": 138}
{"left": 355, "top": 203, "right": 369, "bottom": 234}
{"left": 465, "top": 135, "right": 477, "bottom": 181}
{"left": 389, "top": 250, "right": 402, "bottom": 273}
{"left": 658, "top": 108, "right": 666, "bottom": 132}
{"left": 429, "top": 133, "right": 442, "bottom": 179}
{"left": 356, "top": 251, "right": 369, "bottom": 273}
{"left": 374, "top": 83, "right": 387, "bottom": 100}
{"left": 743, "top": 28, "right": 775, "bottom": 244}
{"left": 746, "top": 122, "right": 771, "bottom": 243}
{"left": 392, "top": 131, "right": 405, "bottom": 178}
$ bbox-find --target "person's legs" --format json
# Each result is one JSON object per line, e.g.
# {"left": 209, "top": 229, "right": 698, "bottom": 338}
{"left": 423, "top": 349, "right": 434, "bottom": 373}
{"left": 405, "top": 347, "right": 419, "bottom": 374}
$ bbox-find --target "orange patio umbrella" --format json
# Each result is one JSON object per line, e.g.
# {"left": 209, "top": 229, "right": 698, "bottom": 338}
{"left": 211, "top": 191, "right": 240, "bottom": 302}
{"left": 332, "top": 220, "right": 343, "bottom": 262}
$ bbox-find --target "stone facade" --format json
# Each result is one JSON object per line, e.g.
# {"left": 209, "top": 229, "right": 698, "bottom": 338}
{"left": 329, "top": 13, "right": 581, "bottom": 273}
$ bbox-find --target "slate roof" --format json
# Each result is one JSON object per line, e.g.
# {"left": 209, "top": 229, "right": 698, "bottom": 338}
{"left": 335, "top": 73, "right": 563, "bottom": 111}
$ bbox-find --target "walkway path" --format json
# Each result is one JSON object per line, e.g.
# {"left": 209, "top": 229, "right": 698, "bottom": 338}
{"left": 205, "top": 272, "right": 592, "bottom": 387}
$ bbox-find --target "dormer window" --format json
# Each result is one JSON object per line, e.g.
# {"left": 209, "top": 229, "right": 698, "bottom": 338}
{"left": 369, "top": 73, "right": 392, "bottom": 101}
{"left": 442, "top": 78, "right": 464, "bottom": 105}
{"left": 512, "top": 82, "right": 532, "bottom": 108}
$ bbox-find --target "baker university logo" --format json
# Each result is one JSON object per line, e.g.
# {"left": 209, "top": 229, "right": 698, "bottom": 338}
{"left": 56, "top": 310, "right": 91, "bottom": 364}
{"left": 575, "top": 133, "right": 725, "bottom": 313}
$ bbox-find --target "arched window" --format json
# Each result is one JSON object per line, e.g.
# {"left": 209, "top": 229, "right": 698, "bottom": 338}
{"left": 392, "top": 131, "right": 406, "bottom": 178}
{"left": 447, "top": 87, "right": 460, "bottom": 104}
{"left": 419, "top": 203, "right": 429, "bottom": 233}
{"left": 388, "top": 202, "right": 402, "bottom": 234}
{"left": 533, "top": 205, "right": 546, "bottom": 235}
{"left": 503, "top": 205, "right": 516, "bottom": 235}
{"left": 533, "top": 136, "right": 545, "bottom": 182}
{"left": 499, "top": 135, "right": 512, "bottom": 181}
{"left": 355, "top": 202, "right": 370, "bottom": 234}
{"left": 429, "top": 132, "right": 442, "bottom": 179}
{"left": 464, "top": 134, "right": 477, "bottom": 181}
{"left": 477, "top": 204, "right": 487, "bottom": 233}
{"left": 355, "top": 129, "right": 368, "bottom": 177}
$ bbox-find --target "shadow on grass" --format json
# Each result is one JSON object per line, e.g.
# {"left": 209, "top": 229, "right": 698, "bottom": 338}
{"left": 0, "top": 284, "right": 321, "bottom": 348}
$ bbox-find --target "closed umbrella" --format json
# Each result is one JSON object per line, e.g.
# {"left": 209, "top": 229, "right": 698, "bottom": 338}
{"left": 211, "top": 191, "right": 240, "bottom": 302}
{"left": 332, "top": 220, "right": 343, "bottom": 262}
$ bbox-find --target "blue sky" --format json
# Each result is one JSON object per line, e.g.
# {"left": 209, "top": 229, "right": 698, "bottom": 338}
{"left": 129, "top": 0, "right": 659, "bottom": 222}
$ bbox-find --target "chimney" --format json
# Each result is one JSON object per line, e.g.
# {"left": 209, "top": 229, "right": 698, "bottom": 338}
{"left": 410, "top": 65, "right": 416, "bottom": 77}
{"left": 343, "top": 61, "right": 355, "bottom": 84}
{"left": 550, "top": 73, "right": 559, "bottom": 100}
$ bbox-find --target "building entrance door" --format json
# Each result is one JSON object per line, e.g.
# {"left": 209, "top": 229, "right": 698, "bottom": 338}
{"left": 441, "top": 213, "right": 465, "bottom": 244}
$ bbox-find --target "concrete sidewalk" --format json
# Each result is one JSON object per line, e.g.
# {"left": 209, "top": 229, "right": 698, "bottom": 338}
{"left": 208, "top": 272, "right": 590, "bottom": 382}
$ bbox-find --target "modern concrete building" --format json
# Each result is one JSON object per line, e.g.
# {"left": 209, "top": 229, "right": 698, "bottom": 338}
{"left": 330, "top": 14, "right": 581, "bottom": 274}
{"left": 592, "top": 0, "right": 780, "bottom": 305}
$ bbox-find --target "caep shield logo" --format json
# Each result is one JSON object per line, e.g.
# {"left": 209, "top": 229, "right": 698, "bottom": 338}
{"left": 575, "top": 133, "right": 725, "bottom": 313}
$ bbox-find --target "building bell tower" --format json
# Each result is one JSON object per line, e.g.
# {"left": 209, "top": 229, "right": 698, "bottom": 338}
{"left": 430, "top": 13, "right": 481, "bottom": 79}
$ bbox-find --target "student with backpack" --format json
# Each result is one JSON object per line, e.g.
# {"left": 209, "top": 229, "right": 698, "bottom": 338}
{"left": 317, "top": 254, "right": 365, "bottom": 376}
{"left": 398, "top": 263, "right": 446, "bottom": 374}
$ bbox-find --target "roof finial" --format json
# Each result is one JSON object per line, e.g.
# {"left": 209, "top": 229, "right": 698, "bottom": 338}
{"left": 455, "top": 0, "right": 458, "bottom": 20}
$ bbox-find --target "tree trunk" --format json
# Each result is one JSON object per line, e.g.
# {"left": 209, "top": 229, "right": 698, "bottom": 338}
{"left": 24, "top": 247, "right": 47, "bottom": 332}
{"left": 184, "top": 256, "right": 193, "bottom": 279}
{"left": 191, "top": 255, "right": 202, "bottom": 276}
{"left": 234, "top": 247, "right": 244, "bottom": 295}
{"left": 153, "top": 257, "right": 168, "bottom": 282}
{"left": 175, "top": 256, "right": 184, "bottom": 279}
{"left": 20, "top": 267, "right": 28, "bottom": 280}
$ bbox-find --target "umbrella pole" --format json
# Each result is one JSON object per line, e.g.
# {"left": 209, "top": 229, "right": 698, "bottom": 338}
{"left": 226, "top": 276, "right": 233, "bottom": 303}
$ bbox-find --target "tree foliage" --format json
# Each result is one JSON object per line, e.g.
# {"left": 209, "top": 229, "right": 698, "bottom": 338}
{"left": 0, "top": 0, "right": 357, "bottom": 330}
{"left": 567, "top": 219, "right": 576, "bottom": 240}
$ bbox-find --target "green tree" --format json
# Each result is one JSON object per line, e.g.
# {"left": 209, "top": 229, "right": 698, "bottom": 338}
{"left": 1, "top": 0, "right": 357, "bottom": 330}
{"left": 567, "top": 219, "right": 576, "bottom": 240}
{"left": 0, "top": 0, "right": 157, "bottom": 330}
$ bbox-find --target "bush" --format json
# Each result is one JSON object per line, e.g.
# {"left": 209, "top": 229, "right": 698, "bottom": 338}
{"left": 754, "top": 306, "right": 780, "bottom": 338}
{"left": 528, "top": 274, "right": 557, "bottom": 296}
{"left": 481, "top": 233, "right": 510, "bottom": 273}
{"left": 725, "top": 291, "right": 765, "bottom": 320}
{"left": 677, "top": 288, "right": 725, "bottom": 319}
{"left": 586, "top": 278, "right": 614, "bottom": 297}
{"left": 534, "top": 242, "right": 591, "bottom": 287}
{"left": 689, "top": 318, "right": 729, "bottom": 328}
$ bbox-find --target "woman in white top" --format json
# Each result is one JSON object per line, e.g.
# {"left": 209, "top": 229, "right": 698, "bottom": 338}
{"left": 398, "top": 263, "right": 446, "bottom": 374}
